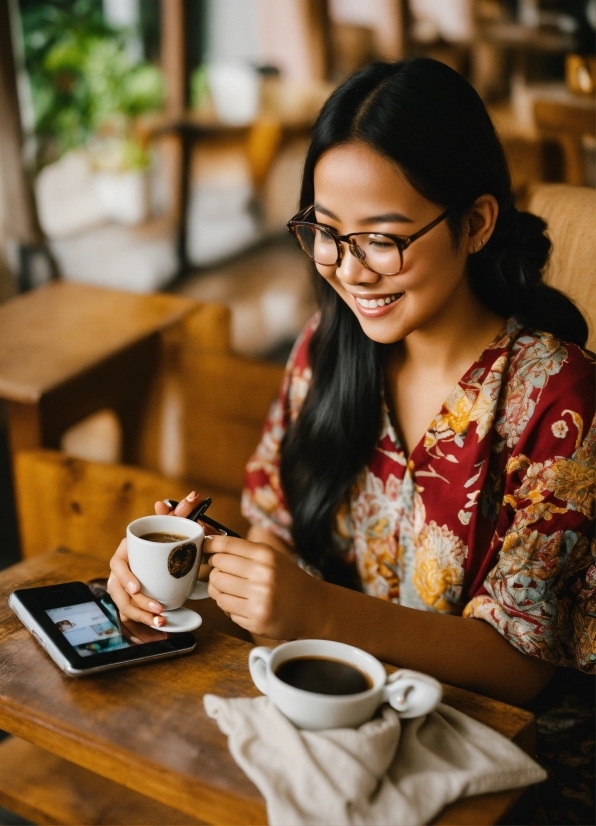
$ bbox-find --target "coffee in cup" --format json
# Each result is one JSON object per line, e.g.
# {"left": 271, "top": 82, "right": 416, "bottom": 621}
{"left": 139, "top": 532, "right": 190, "bottom": 543}
{"left": 249, "top": 639, "right": 442, "bottom": 729}
{"left": 275, "top": 656, "right": 373, "bottom": 695}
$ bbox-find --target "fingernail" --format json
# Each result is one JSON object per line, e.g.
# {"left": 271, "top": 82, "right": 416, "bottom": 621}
{"left": 154, "top": 616, "right": 165, "bottom": 627}
{"left": 127, "top": 582, "right": 138, "bottom": 594}
{"left": 204, "top": 535, "right": 215, "bottom": 541}
{"left": 186, "top": 490, "right": 199, "bottom": 502}
{"left": 148, "top": 602, "right": 162, "bottom": 613}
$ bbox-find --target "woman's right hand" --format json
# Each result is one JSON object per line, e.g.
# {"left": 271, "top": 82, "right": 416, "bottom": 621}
{"left": 107, "top": 491, "right": 203, "bottom": 627}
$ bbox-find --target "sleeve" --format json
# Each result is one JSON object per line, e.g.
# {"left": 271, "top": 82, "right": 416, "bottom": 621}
{"left": 464, "top": 347, "right": 596, "bottom": 673}
{"left": 240, "top": 316, "right": 317, "bottom": 546}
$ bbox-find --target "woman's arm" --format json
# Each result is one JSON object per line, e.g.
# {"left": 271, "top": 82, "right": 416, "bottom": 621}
{"left": 309, "top": 577, "right": 555, "bottom": 705}
{"left": 206, "top": 533, "right": 555, "bottom": 706}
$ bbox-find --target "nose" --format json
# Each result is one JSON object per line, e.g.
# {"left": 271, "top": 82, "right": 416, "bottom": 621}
{"left": 336, "top": 241, "right": 380, "bottom": 286}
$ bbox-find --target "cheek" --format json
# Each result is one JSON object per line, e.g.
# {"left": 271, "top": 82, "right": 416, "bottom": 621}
{"left": 399, "top": 240, "right": 465, "bottom": 301}
{"left": 315, "top": 262, "right": 336, "bottom": 279}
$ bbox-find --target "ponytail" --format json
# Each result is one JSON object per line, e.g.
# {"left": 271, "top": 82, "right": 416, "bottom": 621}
{"left": 469, "top": 205, "right": 589, "bottom": 347}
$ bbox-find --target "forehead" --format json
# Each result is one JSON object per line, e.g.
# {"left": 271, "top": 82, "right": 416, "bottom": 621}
{"left": 313, "top": 142, "right": 429, "bottom": 215}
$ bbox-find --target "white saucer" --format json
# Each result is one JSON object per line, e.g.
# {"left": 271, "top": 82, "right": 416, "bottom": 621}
{"left": 159, "top": 607, "right": 203, "bottom": 633}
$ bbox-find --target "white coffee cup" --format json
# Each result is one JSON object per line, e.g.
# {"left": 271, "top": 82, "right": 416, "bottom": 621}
{"left": 249, "top": 639, "right": 442, "bottom": 730}
{"left": 127, "top": 515, "right": 208, "bottom": 610}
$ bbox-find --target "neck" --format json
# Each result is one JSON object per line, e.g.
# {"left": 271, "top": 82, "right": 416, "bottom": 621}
{"left": 396, "top": 286, "right": 504, "bottom": 374}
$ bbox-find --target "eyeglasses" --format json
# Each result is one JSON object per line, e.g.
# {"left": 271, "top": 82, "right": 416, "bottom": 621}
{"left": 287, "top": 205, "right": 452, "bottom": 276}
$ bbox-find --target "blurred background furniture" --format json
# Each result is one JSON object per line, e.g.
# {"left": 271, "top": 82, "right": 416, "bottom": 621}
{"left": 533, "top": 93, "right": 596, "bottom": 185}
{"left": 0, "top": 283, "right": 283, "bottom": 560}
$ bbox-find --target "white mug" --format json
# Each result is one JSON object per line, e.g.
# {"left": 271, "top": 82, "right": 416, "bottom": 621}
{"left": 249, "top": 639, "right": 442, "bottom": 730}
{"left": 127, "top": 515, "right": 208, "bottom": 610}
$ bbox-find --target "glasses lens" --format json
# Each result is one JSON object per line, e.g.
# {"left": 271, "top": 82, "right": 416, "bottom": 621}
{"left": 351, "top": 234, "right": 403, "bottom": 275}
{"left": 295, "top": 225, "right": 338, "bottom": 266}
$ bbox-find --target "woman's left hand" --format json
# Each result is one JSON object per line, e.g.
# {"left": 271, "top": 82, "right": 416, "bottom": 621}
{"left": 205, "top": 535, "right": 321, "bottom": 640}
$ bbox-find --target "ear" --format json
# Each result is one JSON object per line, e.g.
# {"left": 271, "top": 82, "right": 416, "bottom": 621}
{"left": 465, "top": 194, "right": 499, "bottom": 254}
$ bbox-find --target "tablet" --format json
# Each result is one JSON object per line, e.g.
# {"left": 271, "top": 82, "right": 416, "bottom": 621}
{"left": 9, "top": 580, "right": 196, "bottom": 676}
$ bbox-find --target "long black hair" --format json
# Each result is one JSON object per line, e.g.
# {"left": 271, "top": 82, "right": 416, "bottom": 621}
{"left": 280, "top": 58, "right": 588, "bottom": 585}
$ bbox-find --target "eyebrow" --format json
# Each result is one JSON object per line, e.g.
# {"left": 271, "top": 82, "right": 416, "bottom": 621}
{"left": 313, "top": 203, "right": 414, "bottom": 225}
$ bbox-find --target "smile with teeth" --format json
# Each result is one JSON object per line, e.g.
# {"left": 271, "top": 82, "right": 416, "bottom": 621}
{"left": 356, "top": 293, "right": 402, "bottom": 308}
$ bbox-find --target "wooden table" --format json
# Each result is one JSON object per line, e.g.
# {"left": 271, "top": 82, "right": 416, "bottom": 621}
{"left": 0, "top": 281, "right": 195, "bottom": 462}
{"left": 0, "top": 549, "right": 537, "bottom": 825}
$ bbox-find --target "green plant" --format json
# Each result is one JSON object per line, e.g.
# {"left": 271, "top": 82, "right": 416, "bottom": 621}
{"left": 19, "top": 0, "right": 164, "bottom": 166}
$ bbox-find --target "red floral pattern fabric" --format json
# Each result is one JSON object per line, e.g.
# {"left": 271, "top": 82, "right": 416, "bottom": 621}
{"left": 242, "top": 317, "right": 596, "bottom": 672}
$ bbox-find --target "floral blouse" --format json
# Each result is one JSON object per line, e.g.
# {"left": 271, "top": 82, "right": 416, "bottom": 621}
{"left": 242, "top": 317, "right": 596, "bottom": 672}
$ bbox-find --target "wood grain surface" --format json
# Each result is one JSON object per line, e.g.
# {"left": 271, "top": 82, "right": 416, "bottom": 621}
{"left": 0, "top": 549, "right": 536, "bottom": 825}
{"left": 0, "top": 282, "right": 196, "bottom": 403}
{"left": 0, "top": 737, "right": 206, "bottom": 825}
{"left": 14, "top": 449, "right": 250, "bottom": 559}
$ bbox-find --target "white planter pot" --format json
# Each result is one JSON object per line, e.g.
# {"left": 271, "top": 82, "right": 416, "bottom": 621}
{"left": 93, "top": 169, "right": 150, "bottom": 225}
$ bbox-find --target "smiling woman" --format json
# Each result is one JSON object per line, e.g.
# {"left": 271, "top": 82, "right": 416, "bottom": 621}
{"left": 108, "top": 58, "right": 595, "bottom": 706}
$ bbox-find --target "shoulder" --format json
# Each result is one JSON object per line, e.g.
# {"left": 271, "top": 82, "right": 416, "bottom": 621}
{"left": 511, "top": 329, "right": 596, "bottom": 378}
{"left": 497, "top": 326, "right": 594, "bottom": 452}
{"left": 506, "top": 327, "right": 594, "bottom": 399}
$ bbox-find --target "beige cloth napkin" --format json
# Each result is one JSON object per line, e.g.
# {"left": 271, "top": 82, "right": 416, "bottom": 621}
{"left": 204, "top": 694, "right": 546, "bottom": 826}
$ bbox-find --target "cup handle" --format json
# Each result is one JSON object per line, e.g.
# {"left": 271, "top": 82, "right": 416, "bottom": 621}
{"left": 248, "top": 646, "right": 274, "bottom": 695}
{"left": 382, "top": 669, "right": 442, "bottom": 718}
{"left": 189, "top": 581, "right": 210, "bottom": 600}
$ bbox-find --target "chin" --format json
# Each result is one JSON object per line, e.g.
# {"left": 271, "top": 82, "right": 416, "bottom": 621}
{"left": 356, "top": 315, "right": 412, "bottom": 345}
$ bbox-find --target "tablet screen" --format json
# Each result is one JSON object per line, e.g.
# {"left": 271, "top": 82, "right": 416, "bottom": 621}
{"left": 46, "top": 592, "right": 167, "bottom": 657}
{"left": 47, "top": 601, "right": 131, "bottom": 657}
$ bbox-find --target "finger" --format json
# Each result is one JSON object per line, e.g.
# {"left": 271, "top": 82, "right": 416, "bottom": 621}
{"left": 110, "top": 539, "right": 141, "bottom": 597}
{"left": 155, "top": 501, "right": 172, "bottom": 515}
{"left": 108, "top": 574, "right": 166, "bottom": 628}
{"left": 174, "top": 491, "right": 201, "bottom": 518}
{"left": 209, "top": 552, "right": 256, "bottom": 579}
{"left": 130, "top": 590, "right": 165, "bottom": 615}
{"left": 229, "top": 613, "right": 253, "bottom": 630}
{"left": 209, "top": 569, "right": 252, "bottom": 598}
{"left": 108, "top": 553, "right": 164, "bottom": 614}
{"left": 203, "top": 535, "right": 258, "bottom": 558}
{"left": 197, "top": 519, "right": 225, "bottom": 537}
{"left": 213, "top": 591, "right": 250, "bottom": 619}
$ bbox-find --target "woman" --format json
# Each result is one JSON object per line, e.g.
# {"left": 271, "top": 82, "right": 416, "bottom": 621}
{"left": 108, "top": 59, "right": 594, "bottom": 706}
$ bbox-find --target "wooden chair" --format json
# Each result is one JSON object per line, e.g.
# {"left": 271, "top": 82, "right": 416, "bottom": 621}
{"left": 527, "top": 183, "right": 596, "bottom": 351}
{"left": 534, "top": 97, "right": 596, "bottom": 187}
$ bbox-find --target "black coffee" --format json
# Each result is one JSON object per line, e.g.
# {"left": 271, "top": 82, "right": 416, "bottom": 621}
{"left": 275, "top": 656, "right": 372, "bottom": 695}
{"left": 139, "top": 532, "right": 190, "bottom": 543}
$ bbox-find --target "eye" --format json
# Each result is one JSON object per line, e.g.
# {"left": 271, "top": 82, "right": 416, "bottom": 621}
{"left": 315, "top": 228, "right": 336, "bottom": 244}
{"left": 366, "top": 235, "right": 397, "bottom": 250}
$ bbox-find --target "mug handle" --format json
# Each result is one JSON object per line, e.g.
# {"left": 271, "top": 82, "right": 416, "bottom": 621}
{"left": 382, "top": 669, "right": 442, "bottom": 718}
{"left": 249, "top": 646, "right": 274, "bottom": 695}
{"left": 189, "top": 581, "right": 210, "bottom": 600}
